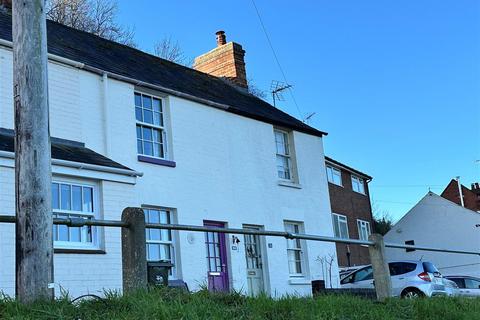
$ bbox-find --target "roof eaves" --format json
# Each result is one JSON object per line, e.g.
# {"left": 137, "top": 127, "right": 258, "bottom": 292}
{"left": 325, "top": 156, "right": 372, "bottom": 180}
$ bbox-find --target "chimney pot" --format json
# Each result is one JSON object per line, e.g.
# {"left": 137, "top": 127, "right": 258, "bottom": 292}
{"left": 216, "top": 30, "right": 226, "bottom": 46}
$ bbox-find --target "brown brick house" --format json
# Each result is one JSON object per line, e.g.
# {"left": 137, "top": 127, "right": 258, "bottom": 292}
{"left": 325, "top": 156, "right": 374, "bottom": 268}
{"left": 441, "top": 178, "right": 480, "bottom": 212}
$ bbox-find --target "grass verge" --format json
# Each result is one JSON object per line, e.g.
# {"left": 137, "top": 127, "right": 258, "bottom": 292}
{"left": 0, "top": 287, "right": 479, "bottom": 320}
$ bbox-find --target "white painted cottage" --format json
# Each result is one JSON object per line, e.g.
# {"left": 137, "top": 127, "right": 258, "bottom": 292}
{"left": 385, "top": 192, "right": 480, "bottom": 278}
{"left": 0, "top": 12, "right": 338, "bottom": 297}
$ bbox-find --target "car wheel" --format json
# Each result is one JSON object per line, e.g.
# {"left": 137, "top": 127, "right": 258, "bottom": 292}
{"left": 401, "top": 288, "right": 424, "bottom": 299}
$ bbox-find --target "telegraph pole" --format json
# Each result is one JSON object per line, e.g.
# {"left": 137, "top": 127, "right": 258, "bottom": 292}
{"left": 12, "top": 0, "right": 54, "bottom": 302}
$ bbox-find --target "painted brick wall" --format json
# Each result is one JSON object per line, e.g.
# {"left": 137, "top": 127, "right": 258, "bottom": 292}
{"left": 0, "top": 46, "right": 337, "bottom": 297}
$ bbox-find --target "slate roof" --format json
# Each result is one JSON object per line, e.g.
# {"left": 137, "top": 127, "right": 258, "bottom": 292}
{"left": 325, "top": 156, "right": 372, "bottom": 180}
{"left": 0, "top": 128, "right": 133, "bottom": 171}
{"left": 0, "top": 11, "right": 326, "bottom": 137}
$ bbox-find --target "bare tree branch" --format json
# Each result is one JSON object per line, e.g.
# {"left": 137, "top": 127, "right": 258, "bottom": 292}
{"left": 46, "top": 0, "right": 136, "bottom": 47}
{"left": 153, "top": 36, "right": 192, "bottom": 66}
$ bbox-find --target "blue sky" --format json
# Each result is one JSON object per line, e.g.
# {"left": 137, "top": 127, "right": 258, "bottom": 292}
{"left": 116, "top": 0, "right": 480, "bottom": 221}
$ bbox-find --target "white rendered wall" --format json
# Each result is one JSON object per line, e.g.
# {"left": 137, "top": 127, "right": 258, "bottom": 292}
{"left": 0, "top": 47, "right": 338, "bottom": 296}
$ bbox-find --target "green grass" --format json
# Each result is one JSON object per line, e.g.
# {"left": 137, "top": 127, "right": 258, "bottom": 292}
{"left": 0, "top": 288, "right": 479, "bottom": 320}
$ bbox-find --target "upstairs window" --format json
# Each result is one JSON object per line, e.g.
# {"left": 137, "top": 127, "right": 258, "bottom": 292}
{"left": 326, "top": 166, "right": 342, "bottom": 186}
{"left": 351, "top": 175, "right": 365, "bottom": 194}
{"left": 135, "top": 92, "right": 167, "bottom": 159}
{"left": 357, "top": 219, "right": 371, "bottom": 241}
{"left": 52, "top": 181, "right": 98, "bottom": 249}
{"left": 332, "top": 213, "right": 349, "bottom": 239}
{"left": 275, "top": 129, "right": 293, "bottom": 181}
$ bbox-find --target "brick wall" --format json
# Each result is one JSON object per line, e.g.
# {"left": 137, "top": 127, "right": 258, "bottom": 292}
{"left": 441, "top": 179, "right": 480, "bottom": 211}
{"left": 328, "top": 167, "right": 373, "bottom": 267}
{"left": 193, "top": 42, "right": 247, "bottom": 88}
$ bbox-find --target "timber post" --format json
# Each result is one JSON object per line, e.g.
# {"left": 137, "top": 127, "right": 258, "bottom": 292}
{"left": 13, "top": 0, "right": 54, "bottom": 302}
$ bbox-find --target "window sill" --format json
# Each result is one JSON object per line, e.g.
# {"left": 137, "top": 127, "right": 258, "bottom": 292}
{"left": 54, "top": 248, "right": 106, "bottom": 254}
{"left": 288, "top": 277, "right": 310, "bottom": 285}
{"left": 352, "top": 190, "right": 367, "bottom": 196}
{"left": 278, "top": 180, "right": 302, "bottom": 189}
{"left": 138, "top": 155, "right": 176, "bottom": 167}
{"left": 328, "top": 182, "right": 344, "bottom": 188}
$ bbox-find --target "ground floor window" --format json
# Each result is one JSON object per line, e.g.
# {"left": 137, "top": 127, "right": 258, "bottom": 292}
{"left": 144, "top": 208, "right": 175, "bottom": 268}
{"left": 52, "top": 180, "right": 98, "bottom": 249}
{"left": 284, "top": 221, "right": 306, "bottom": 276}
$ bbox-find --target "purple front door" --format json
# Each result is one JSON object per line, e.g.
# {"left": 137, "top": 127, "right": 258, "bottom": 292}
{"left": 204, "top": 221, "right": 229, "bottom": 292}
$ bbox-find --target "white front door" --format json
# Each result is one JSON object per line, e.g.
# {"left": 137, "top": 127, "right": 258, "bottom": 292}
{"left": 244, "top": 226, "right": 265, "bottom": 296}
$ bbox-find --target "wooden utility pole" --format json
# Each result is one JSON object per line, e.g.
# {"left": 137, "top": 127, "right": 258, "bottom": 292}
{"left": 13, "top": 0, "right": 54, "bottom": 302}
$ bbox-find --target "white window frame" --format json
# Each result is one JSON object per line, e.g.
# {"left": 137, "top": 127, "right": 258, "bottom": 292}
{"left": 284, "top": 221, "right": 306, "bottom": 277}
{"left": 144, "top": 207, "right": 177, "bottom": 278}
{"left": 52, "top": 179, "right": 100, "bottom": 250}
{"left": 135, "top": 92, "right": 168, "bottom": 160}
{"left": 274, "top": 129, "right": 295, "bottom": 181}
{"left": 332, "top": 213, "right": 349, "bottom": 239}
{"left": 351, "top": 175, "right": 366, "bottom": 194}
{"left": 357, "top": 219, "right": 371, "bottom": 241}
{"left": 326, "top": 166, "right": 343, "bottom": 186}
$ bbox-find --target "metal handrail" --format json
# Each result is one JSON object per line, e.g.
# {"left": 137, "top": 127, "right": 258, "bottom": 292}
{"left": 0, "top": 214, "right": 478, "bottom": 256}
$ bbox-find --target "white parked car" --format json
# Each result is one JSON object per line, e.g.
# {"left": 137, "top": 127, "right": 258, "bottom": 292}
{"left": 340, "top": 260, "right": 447, "bottom": 298}
{"left": 444, "top": 276, "right": 480, "bottom": 297}
{"left": 443, "top": 278, "right": 459, "bottom": 297}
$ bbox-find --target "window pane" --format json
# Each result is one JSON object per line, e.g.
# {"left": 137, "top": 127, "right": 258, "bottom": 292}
{"left": 56, "top": 214, "right": 69, "bottom": 241}
{"left": 153, "top": 112, "right": 161, "bottom": 126}
{"left": 275, "top": 131, "right": 286, "bottom": 154}
{"left": 137, "top": 139, "right": 143, "bottom": 154}
{"left": 332, "top": 215, "right": 339, "bottom": 236}
{"left": 70, "top": 226, "right": 81, "bottom": 242}
{"left": 60, "top": 184, "right": 71, "bottom": 210}
{"left": 83, "top": 187, "right": 93, "bottom": 212}
{"left": 277, "top": 155, "right": 291, "bottom": 180}
{"left": 152, "top": 129, "right": 162, "bottom": 143}
{"left": 72, "top": 186, "right": 82, "bottom": 211}
{"left": 143, "top": 109, "right": 153, "bottom": 124}
{"left": 148, "top": 243, "right": 160, "bottom": 261}
{"left": 142, "top": 127, "right": 152, "bottom": 141}
{"left": 152, "top": 98, "right": 162, "bottom": 113}
{"left": 153, "top": 143, "right": 162, "bottom": 158}
{"left": 143, "top": 141, "right": 153, "bottom": 156}
{"left": 142, "top": 95, "right": 152, "bottom": 109}
{"left": 135, "top": 107, "right": 143, "bottom": 121}
{"left": 340, "top": 221, "right": 348, "bottom": 239}
{"left": 134, "top": 93, "right": 142, "bottom": 107}
{"left": 160, "top": 244, "right": 171, "bottom": 260}
{"left": 52, "top": 183, "right": 59, "bottom": 210}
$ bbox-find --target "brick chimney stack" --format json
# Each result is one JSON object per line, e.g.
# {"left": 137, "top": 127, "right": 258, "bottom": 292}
{"left": 194, "top": 31, "right": 248, "bottom": 89}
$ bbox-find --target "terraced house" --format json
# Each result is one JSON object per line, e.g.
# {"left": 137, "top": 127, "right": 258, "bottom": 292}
{"left": 0, "top": 11, "right": 338, "bottom": 297}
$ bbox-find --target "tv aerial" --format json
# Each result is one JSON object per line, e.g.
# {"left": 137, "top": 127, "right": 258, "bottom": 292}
{"left": 270, "top": 80, "right": 292, "bottom": 107}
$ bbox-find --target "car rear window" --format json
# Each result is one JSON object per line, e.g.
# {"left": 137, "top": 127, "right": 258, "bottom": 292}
{"left": 389, "top": 262, "right": 417, "bottom": 276}
{"left": 422, "top": 262, "right": 439, "bottom": 274}
{"left": 447, "top": 278, "right": 465, "bottom": 288}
